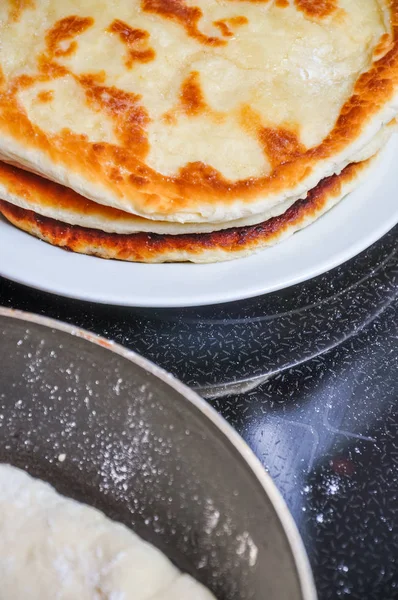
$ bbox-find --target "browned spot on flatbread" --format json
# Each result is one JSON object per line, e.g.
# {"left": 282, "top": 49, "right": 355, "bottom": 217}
{"left": 43, "top": 18, "right": 151, "bottom": 156}
{"left": 240, "top": 104, "right": 305, "bottom": 168}
{"left": 44, "top": 18, "right": 150, "bottom": 156}
{"left": 294, "top": 0, "right": 338, "bottom": 19}
{"left": 39, "top": 19, "right": 150, "bottom": 157}
{"left": 36, "top": 90, "right": 54, "bottom": 103}
{"left": 9, "top": 0, "right": 35, "bottom": 22}
{"left": 161, "top": 112, "right": 177, "bottom": 126}
{"left": 213, "top": 16, "right": 248, "bottom": 38}
{"left": 80, "top": 75, "right": 150, "bottom": 156}
{"left": 45, "top": 15, "right": 94, "bottom": 58}
{"left": 163, "top": 71, "right": 225, "bottom": 123}
{"left": 213, "top": 20, "right": 233, "bottom": 38}
{"left": 180, "top": 71, "right": 207, "bottom": 116}
{"left": 108, "top": 20, "right": 155, "bottom": 69}
{"left": 142, "top": 0, "right": 226, "bottom": 46}
{"left": 259, "top": 127, "right": 306, "bottom": 169}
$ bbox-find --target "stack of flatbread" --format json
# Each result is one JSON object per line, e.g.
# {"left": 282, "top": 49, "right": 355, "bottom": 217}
{"left": 0, "top": 0, "right": 397, "bottom": 263}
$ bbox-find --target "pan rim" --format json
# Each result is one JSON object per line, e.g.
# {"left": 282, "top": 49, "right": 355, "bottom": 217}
{"left": 0, "top": 305, "right": 317, "bottom": 600}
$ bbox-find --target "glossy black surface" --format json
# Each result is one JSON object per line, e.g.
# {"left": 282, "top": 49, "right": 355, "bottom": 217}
{"left": 211, "top": 300, "right": 398, "bottom": 599}
{"left": 1, "top": 226, "right": 398, "bottom": 599}
{"left": 1, "top": 227, "right": 397, "bottom": 395}
{"left": 0, "top": 314, "right": 308, "bottom": 600}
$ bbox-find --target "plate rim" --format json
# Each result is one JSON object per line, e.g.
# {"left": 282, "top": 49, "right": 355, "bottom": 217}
{"left": 0, "top": 136, "right": 397, "bottom": 308}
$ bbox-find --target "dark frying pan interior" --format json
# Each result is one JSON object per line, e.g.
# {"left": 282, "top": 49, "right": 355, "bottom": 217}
{"left": 0, "top": 312, "right": 312, "bottom": 600}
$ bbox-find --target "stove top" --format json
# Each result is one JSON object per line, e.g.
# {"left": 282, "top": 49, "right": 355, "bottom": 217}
{"left": 212, "top": 297, "right": 398, "bottom": 598}
{"left": 2, "top": 226, "right": 398, "bottom": 398}
{"left": 1, "top": 226, "right": 398, "bottom": 599}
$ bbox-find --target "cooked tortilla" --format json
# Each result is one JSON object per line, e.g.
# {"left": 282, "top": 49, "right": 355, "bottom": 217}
{"left": 0, "top": 122, "right": 393, "bottom": 236}
{"left": 0, "top": 0, "right": 396, "bottom": 224}
{"left": 0, "top": 157, "right": 376, "bottom": 263}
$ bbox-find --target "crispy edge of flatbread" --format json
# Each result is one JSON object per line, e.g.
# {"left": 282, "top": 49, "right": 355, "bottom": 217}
{"left": 0, "top": 157, "right": 375, "bottom": 263}
{"left": 0, "top": 123, "right": 394, "bottom": 236}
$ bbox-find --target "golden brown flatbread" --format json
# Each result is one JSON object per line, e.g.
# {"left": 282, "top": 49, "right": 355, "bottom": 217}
{"left": 0, "top": 158, "right": 375, "bottom": 263}
{"left": 0, "top": 1, "right": 396, "bottom": 225}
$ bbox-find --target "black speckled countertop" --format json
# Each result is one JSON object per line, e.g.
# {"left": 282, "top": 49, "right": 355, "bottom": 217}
{"left": 1, "top": 225, "right": 398, "bottom": 599}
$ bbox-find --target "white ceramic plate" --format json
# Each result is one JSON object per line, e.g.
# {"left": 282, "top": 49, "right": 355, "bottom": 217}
{"left": 1, "top": 135, "right": 397, "bottom": 308}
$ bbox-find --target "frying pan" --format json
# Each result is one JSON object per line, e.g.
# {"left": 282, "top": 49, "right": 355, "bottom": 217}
{"left": 0, "top": 307, "right": 316, "bottom": 600}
